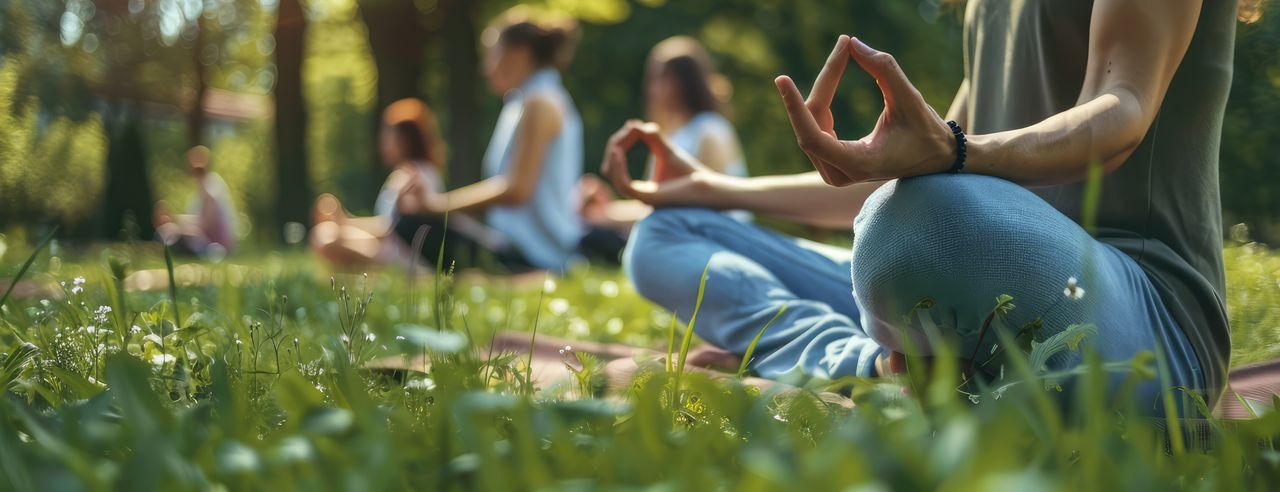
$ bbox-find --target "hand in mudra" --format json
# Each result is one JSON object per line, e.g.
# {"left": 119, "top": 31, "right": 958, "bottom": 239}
{"left": 776, "top": 35, "right": 956, "bottom": 185}
{"left": 600, "top": 120, "right": 723, "bottom": 207}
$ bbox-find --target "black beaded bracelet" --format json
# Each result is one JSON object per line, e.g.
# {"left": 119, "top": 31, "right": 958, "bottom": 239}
{"left": 946, "top": 120, "right": 967, "bottom": 173}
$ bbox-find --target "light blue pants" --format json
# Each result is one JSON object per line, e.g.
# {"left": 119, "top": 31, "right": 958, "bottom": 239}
{"left": 623, "top": 174, "right": 1203, "bottom": 410}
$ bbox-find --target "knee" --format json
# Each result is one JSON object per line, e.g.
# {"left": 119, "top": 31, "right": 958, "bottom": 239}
{"left": 850, "top": 175, "right": 1051, "bottom": 351}
{"left": 623, "top": 209, "right": 685, "bottom": 298}
{"left": 622, "top": 208, "right": 726, "bottom": 305}
{"left": 622, "top": 208, "right": 712, "bottom": 272}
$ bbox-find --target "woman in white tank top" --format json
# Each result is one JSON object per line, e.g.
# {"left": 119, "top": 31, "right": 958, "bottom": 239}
{"left": 310, "top": 99, "right": 500, "bottom": 269}
{"left": 579, "top": 36, "right": 749, "bottom": 263}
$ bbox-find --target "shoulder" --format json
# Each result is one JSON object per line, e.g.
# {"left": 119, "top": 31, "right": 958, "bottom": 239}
{"left": 205, "top": 172, "right": 232, "bottom": 194}
{"left": 693, "top": 111, "right": 734, "bottom": 136}
{"left": 520, "top": 95, "right": 564, "bottom": 132}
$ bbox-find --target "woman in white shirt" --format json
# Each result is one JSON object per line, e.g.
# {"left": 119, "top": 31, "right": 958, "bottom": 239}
{"left": 152, "top": 145, "right": 239, "bottom": 258}
{"left": 393, "top": 9, "right": 585, "bottom": 274}
{"left": 579, "top": 36, "right": 749, "bottom": 262}
{"left": 310, "top": 98, "right": 476, "bottom": 269}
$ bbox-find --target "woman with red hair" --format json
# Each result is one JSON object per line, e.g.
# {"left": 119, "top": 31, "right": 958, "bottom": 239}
{"left": 309, "top": 98, "right": 501, "bottom": 269}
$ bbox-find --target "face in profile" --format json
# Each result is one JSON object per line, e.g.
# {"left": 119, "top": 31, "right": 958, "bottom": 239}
{"left": 646, "top": 67, "right": 679, "bottom": 118}
{"left": 378, "top": 125, "right": 404, "bottom": 167}
{"left": 483, "top": 42, "right": 529, "bottom": 95}
{"left": 186, "top": 146, "right": 211, "bottom": 178}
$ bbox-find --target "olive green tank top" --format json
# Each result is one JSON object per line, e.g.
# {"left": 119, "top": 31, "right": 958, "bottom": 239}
{"left": 962, "top": 0, "right": 1236, "bottom": 401}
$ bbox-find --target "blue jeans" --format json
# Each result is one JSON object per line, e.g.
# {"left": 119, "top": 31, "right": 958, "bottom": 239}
{"left": 623, "top": 174, "right": 1203, "bottom": 411}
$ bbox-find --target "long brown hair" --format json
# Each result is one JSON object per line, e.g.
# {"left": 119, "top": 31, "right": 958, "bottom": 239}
{"left": 646, "top": 36, "right": 732, "bottom": 118}
{"left": 382, "top": 98, "right": 446, "bottom": 170}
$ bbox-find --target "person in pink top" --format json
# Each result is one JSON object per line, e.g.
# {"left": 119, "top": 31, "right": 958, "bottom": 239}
{"left": 152, "top": 145, "right": 238, "bottom": 258}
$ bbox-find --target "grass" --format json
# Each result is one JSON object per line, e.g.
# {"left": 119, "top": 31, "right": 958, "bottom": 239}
{"left": 1, "top": 237, "right": 1280, "bottom": 490}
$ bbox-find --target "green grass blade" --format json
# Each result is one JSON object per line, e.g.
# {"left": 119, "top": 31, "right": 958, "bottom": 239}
{"left": 0, "top": 225, "right": 59, "bottom": 311}
{"left": 737, "top": 304, "right": 787, "bottom": 379}
{"left": 1232, "top": 389, "right": 1260, "bottom": 419}
{"left": 526, "top": 276, "right": 547, "bottom": 396}
{"left": 163, "top": 243, "right": 180, "bottom": 329}
{"left": 665, "top": 313, "right": 677, "bottom": 373}
{"left": 672, "top": 261, "right": 711, "bottom": 404}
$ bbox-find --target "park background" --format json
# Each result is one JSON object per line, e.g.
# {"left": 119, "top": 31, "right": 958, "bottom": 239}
{"left": 1, "top": 0, "right": 1278, "bottom": 247}
{"left": 6, "top": 2, "right": 1280, "bottom": 489}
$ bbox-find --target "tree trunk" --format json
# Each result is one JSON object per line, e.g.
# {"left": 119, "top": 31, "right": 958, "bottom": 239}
{"left": 358, "top": 0, "right": 426, "bottom": 185}
{"left": 273, "top": 0, "right": 312, "bottom": 242}
{"left": 441, "top": 0, "right": 481, "bottom": 187}
{"left": 188, "top": 10, "right": 208, "bottom": 146}
{"left": 101, "top": 102, "right": 155, "bottom": 241}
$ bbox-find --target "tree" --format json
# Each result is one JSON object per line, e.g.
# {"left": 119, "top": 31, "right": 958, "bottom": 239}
{"left": 440, "top": 0, "right": 482, "bottom": 186}
{"left": 273, "top": 0, "right": 312, "bottom": 240}
{"left": 358, "top": 0, "right": 427, "bottom": 186}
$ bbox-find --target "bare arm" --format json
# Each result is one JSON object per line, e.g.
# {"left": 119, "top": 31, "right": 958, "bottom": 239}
{"left": 778, "top": 1, "right": 1202, "bottom": 187}
{"left": 714, "top": 172, "right": 881, "bottom": 229}
{"left": 409, "top": 96, "right": 562, "bottom": 215}
{"left": 966, "top": 1, "right": 1201, "bottom": 185}
{"left": 602, "top": 122, "right": 881, "bottom": 229}
{"left": 945, "top": 78, "right": 969, "bottom": 124}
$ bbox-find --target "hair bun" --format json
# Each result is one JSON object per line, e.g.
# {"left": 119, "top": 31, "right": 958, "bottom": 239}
{"left": 490, "top": 7, "right": 581, "bottom": 69}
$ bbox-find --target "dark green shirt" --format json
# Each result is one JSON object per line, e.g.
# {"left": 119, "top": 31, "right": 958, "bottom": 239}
{"left": 962, "top": 0, "right": 1235, "bottom": 401}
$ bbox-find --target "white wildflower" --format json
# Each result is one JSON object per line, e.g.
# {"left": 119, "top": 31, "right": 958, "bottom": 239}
{"left": 405, "top": 378, "right": 436, "bottom": 391}
{"left": 69, "top": 276, "right": 85, "bottom": 295}
{"left": 365, "top": 332, "right": 376, "bottom": 342}
{"left": 1063, "top": 277, "right": 1085, "bottom": 300}
{"left": 130, "top": 325, "right": 142, "bottom": 334}
{"left": 543, "top": 278, "right": 557, "bottom": 294}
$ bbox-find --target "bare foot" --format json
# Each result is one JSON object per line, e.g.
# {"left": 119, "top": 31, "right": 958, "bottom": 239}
{"left": 685, "top": 345, "right": 742, "bottom": 372}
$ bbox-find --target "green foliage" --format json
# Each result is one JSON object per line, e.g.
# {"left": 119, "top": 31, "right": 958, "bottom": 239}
{"left": 1225, "top": 235, "right": 1280, "bottom": 366}
{"left": 1, "top": 244, "right": 1280, "bottom": 489}
{"left": 5, "top": 0, "right": 1278, "bottom": 240}
{"left": 0, "top": 59, "right": 107, "bottom": 226}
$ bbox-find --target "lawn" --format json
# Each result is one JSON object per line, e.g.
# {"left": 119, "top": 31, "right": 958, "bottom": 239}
{"left": 2, "top": 237, "right": 1280, "bottom": 490}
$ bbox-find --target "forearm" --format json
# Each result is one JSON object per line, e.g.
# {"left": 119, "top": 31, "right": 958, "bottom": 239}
{"left": 964, "top": 90, "right": 1146, "bottom": 187}
{"left": 718, "top": 172, "right": 883, "bottom": 229}
{"left": 433, "top": 177, "right": 515, "bottom": 215}
{"left": 945, "top": 79, "right": 970, "bottom": 124}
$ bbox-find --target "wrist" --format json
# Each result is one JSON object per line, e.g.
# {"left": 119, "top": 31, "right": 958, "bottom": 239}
{"left": 940, "top": 121, "right": 968, "bottom": 173}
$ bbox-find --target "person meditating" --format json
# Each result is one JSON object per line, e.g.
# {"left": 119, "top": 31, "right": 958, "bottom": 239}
{"left": 310, "top": 99, "right": 501, "bottom": 270}
{"left": 579, "top": 36, "right": 750, "bottom": 262}
{"left": 392, "top": 8, "right": 585, "bottom": 274}
{"left": 605, "top": 1, "right": 1242, "bottom": 414}
{"left": 153, "top": 145, "right": 238, "bottom": 259}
